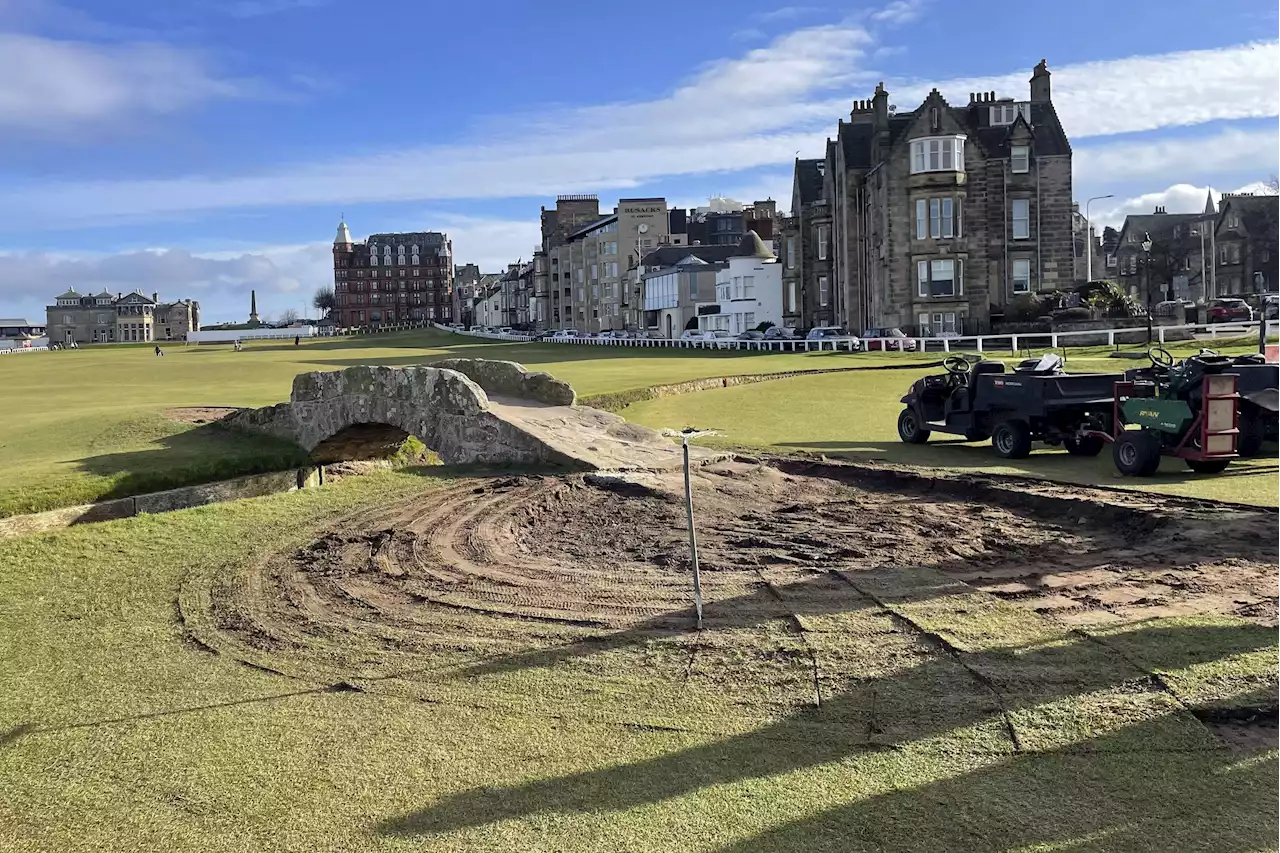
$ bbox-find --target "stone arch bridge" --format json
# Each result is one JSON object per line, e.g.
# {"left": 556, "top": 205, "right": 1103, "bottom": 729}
{"left": 225, "top": 359, "right": 703, "bottom": 471}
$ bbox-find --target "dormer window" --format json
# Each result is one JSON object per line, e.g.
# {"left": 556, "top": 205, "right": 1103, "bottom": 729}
{"left": 1011, "top": 145, "right": 1030, "bottom": 173}
{"left": 910, "top": 136, "right": 966, "bottom": 174}
{"left": 991, "top": 102, "right": 1031, "bottom": 125}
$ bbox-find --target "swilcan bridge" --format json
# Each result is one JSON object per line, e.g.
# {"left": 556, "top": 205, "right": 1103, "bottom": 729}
{"left": 225, "top": 359, "right": 707, "bottom": 471}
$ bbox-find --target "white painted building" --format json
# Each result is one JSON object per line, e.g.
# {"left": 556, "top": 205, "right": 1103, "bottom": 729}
{"left": 699, "top": 231, "right": 784, "bottom": 334}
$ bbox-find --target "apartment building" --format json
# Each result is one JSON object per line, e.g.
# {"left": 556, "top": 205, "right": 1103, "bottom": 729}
{"left": 332, "top": 220, "right": 454, "bottom": 328}
{"left": 780, "top": 158, "right": 834, "bottom": 329}
{"left": 1112, "top": 205, "right": 1211, "bottom": 304}
{"left": 814, "top": 60, "right": 1074, "bottom": 336}
{"left": 543, "top": 197, "right": 672, "bottom": 333}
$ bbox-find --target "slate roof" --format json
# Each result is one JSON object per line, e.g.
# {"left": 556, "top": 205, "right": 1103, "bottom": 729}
{"left": 1220, "top": 194, "right": 1279, "bottom": 237}
{"left": 0, "top": 318, "right": 36, "bottom": 327}
{"left": 639, "top": 244, "right": 737, "bottom": 268}
{"left": 795, "top": 159, "right": 825, "bottom": 205}
{"left": 567, "top": 214, "right": 618, "bottom": 241}
{"left": 1116, "top": 212, "right": 1204, "bottom": 246}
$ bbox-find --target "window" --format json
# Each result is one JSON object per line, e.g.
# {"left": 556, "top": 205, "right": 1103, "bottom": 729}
{"left": 786, "top": 237, "right": 796, "bottom": 268}
{"left": 818, "top": 275, "right": 829, "bottom": 307}
{"left": 1105, "top": 253, "right": 1117, "bottom": 269}
{"left": 412, "top": 269, "right": 419, "bottom": 276}
{"left": 1227, "top": 214, "right": 1241, "bottom": 229}
{"left": 743, "top": 275, "right": 755, "bottom": 298}
{"left": 817, "top": 225, "right": 829, "bottom": 260}
{"left": 916, "top": 200, "right": 927, "bottom": 240}
{"left": 744, "top": 312, "right": 755, "bottom": 328}
{"left": 1011, "top": 145, "right": 1029, "bottom": 173}
{"left": 62, "top": 314, "right": 72, "bottom": 324}
{"left": 591, "top": 285, "right": 599, "bottom": 299}
{"left": 399, "top": 269, "right": 406, "bottom": 277}
{"left": 577, "top": 269, "right": 584, "bottom": 283}
{"left": 1012, "top": 199, "right": 1030, "bottom": 239}
{"left": 1012, "top": 259, "right": 1032, "bottom": 293}
{"left": 990, "top": 103, "right": 1031, "bottom": 125}
{"left": 917, "top": 259, "right": 960, "bottom": 297}
{"left": 590, "top": 264, "right": 598, "bottom": 280}
{"left": 371, "top": 270, "right": 378, "bottom": 278}
{"left": 910, "top": 136, "right": 965, "bottom": 174}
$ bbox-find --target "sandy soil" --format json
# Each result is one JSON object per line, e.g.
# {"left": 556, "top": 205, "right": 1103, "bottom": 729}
{"left": 180, "top": 457, "right": 1278, "bottom": 748}
{"left": 164, "top": 407, "right": 240, "bottom": 425}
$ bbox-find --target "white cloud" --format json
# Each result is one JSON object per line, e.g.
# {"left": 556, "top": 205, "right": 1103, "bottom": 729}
{"left": 1088, "top": 180, "right": 1272, "bottom": 230}
{"left": 0, "top": 33, "right": 258, "bottom": 132}
{"left": 0, "top": 33, "right": 1276, "bottom": 225}
{"left": 1075, "top": 126, "right": 1279, "bottom": 186}
{"left": 870, "top": 0, "right": 926, "bottom": 25}
{"left": 755, "top": 6, "right": 821, "bottom": 23}
{"left": 0, "top": 214, "right": 538, "bottom": 322}
{"left": 902, "top": 41, "right": 1280, "bottom": 140}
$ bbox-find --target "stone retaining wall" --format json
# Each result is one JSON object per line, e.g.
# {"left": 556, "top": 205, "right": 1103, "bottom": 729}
{"left": 0, "top": 467, "right": 322, "bottom": 539}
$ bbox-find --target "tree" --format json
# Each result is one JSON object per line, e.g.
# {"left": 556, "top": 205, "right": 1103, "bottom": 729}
{"left": 313, "top": 285, "right": 336, "bottom": 315}
{"left": 1261, "top": 175, "right": 1279, "bottom": 196}
{"left": 279, "top": 308, "right": 300, "bottom": 326}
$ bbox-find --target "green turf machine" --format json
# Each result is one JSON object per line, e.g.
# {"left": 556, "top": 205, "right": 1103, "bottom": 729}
{"left": 1100, "top": 348, "right": 1241, "bottom": 476}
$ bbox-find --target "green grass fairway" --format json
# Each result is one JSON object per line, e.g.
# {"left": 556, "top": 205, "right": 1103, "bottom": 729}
{"left": 1, "top": 469, "right": 1275, "bottom": 852}
{"left": 0, "top": 331, "right": 929, "bottom": 517}
{"left": 622, "top": 369, "right": 1280, "bottom": 506}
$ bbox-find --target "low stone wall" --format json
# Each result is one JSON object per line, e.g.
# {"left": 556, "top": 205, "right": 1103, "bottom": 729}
{"left": 0, "top": 467, "right": 323, "bottom": 539}
{"left": 581, "top": 363, "right": 940, "bottom": 412}
{"left": 429, "top": 358, "right": 577, "bottom": 405}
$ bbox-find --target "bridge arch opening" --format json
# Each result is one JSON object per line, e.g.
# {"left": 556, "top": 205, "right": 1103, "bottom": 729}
{"left": 309, "top": 422, "right": 437, "bottom": 465}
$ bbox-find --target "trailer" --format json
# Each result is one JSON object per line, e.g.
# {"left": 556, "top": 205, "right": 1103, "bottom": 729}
{"left": 897, "top": 354, "right": 1121, "bottom": 459}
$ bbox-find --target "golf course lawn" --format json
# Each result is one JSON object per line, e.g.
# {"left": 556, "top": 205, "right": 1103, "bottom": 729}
{"left": 1, "top": 469, "right": 1275, "bottom": 853}
{"left": 1, "top": 330, "right": 1275, "bottom": 852}
{"left": 0, "top": 331, "right": 932, "bottom": 517}
{"left": 0, "top": 328, "right": 1273, "bottom": 515}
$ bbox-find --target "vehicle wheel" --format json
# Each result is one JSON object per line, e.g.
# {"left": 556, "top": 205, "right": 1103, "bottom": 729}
{"left": 1237, "top": 410, "right": 1265, "bottom": 458}
{"left": 991, "top": 420, "right": 1032, "bottom": 459}
{"left": 1113, "top": 430, "right": 1161, "bottom": 476}
{"left": 898, "top": 409, "right": 930, "bottom": 444}
{"left": 1064, "top": 436, "right": 1105, "bottom": 457}
{"left": 1185, "top": 458, "right": 1230, "bottom": 474}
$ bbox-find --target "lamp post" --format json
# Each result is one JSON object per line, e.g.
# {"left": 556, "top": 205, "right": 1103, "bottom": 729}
{"left": 1142, "top": 232, "right": 1153, "bottom": 344}
{"left": 1084, "top": 194, "right": 1114, "bottom": 283}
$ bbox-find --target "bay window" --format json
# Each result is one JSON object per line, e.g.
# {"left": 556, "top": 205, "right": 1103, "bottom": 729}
{"left": 910, "top": 136, "right": 966, "bottom": 174}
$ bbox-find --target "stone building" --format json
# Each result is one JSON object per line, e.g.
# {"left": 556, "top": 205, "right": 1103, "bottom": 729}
{"left": 46, "top": 289, "right": 200, "bottom": 345}
{"left": 1213, "top": 193, "right": 1278, "bottom": 297}
{"left": 331, "top": 220, "right": 454, "bottom": 328}
{"left": 813, "top": 60, "right": 1073, "bottom": 336}
{"left": 781, "top": 158, "right": 834, "bottom": 329}
{"left": 1112, "top": 205, "right": 1211, "bottom": 305}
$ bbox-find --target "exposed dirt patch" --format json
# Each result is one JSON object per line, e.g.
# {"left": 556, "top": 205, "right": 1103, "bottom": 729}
{"left": 179, "top": 458, "right": 1277, "bottom": 741}
{"left": 1194, "top": 708, "right": 1280, "bottom": 751}
{"left": 164, "top": 407, "right": 241, "bottom": 425}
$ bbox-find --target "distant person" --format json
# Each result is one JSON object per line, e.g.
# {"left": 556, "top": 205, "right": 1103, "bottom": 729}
{"left": 234, "top": 340, "right": 242, "bottom": 352}
{"left": 294, "top": 335, "right": 300, "bottom": 346}
{"left": 154, "top": 345, "right": 164, "bottom": 356}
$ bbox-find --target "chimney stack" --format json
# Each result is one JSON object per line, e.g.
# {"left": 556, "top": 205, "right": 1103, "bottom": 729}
{"left": 1030, "top": 59, "right": 1051, "bottom": 103}
{"left": 152, "top": 292, "right": 159, "bottom": 304}
{"left": 872, "top": 81, "right": 889, "bottom": 132}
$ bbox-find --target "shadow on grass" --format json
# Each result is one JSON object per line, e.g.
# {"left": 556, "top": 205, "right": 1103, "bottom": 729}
{"left": 378, "top": 619, "right": 1275, "bottom": 846}
{"left": 74, "top": 422, "right": 311, "bottom": 500}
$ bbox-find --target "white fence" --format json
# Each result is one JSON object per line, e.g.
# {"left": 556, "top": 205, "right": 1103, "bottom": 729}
{"left": 436, "top": 321, "right": 1277, "bottom": 354}
{"left": 187, "top": 327, "right": 318, "bottom": 344}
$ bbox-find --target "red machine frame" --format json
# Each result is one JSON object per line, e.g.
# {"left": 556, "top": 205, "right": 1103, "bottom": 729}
{"left": 1087, "top": 374, "right": 1240, "bottom": 462}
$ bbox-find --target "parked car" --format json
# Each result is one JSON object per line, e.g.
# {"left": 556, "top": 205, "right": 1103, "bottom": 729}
{"left": 737, "top": 330, "right": 765, "bottom": 341}
{"left": 1206, "top": 298, "right": 1254, "bottom": 323}
{"left": 806, "top": 326, "right": 864, "bottom": 351}
{"left": 550, "top": 329, "right": 579, "bottom": 340}
{"left": 679, "top": 329, "right": 708, "bottom": 341}
{"left": 763, "top": 326, "right": 797, "bottom": 340}
{"left": 1264, "top": 295, "right": 1279, "bottom": 321}
{"left": 862, "top": 327, "right": 918, "bottom": 352}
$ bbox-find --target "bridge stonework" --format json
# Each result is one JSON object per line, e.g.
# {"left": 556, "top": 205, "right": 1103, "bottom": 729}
{"left": 224, "top": 360, "right": 712, "bottom": 471}
{"left": 226, "top": 363, "right": 581, "bottom": 467}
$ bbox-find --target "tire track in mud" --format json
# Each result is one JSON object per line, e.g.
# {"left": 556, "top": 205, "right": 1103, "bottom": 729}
{"left": 178, "top": 459, "right": 1278, "bottom": 730}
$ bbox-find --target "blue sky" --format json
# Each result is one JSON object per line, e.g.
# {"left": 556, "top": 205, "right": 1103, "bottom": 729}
{"left": 1, "top": 0, "right": 1276, "bottom": 323}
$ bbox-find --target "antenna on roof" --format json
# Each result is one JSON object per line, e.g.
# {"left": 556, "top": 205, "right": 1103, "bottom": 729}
{"left": 888, "top": 104, "right": 898, "bottom": 114}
